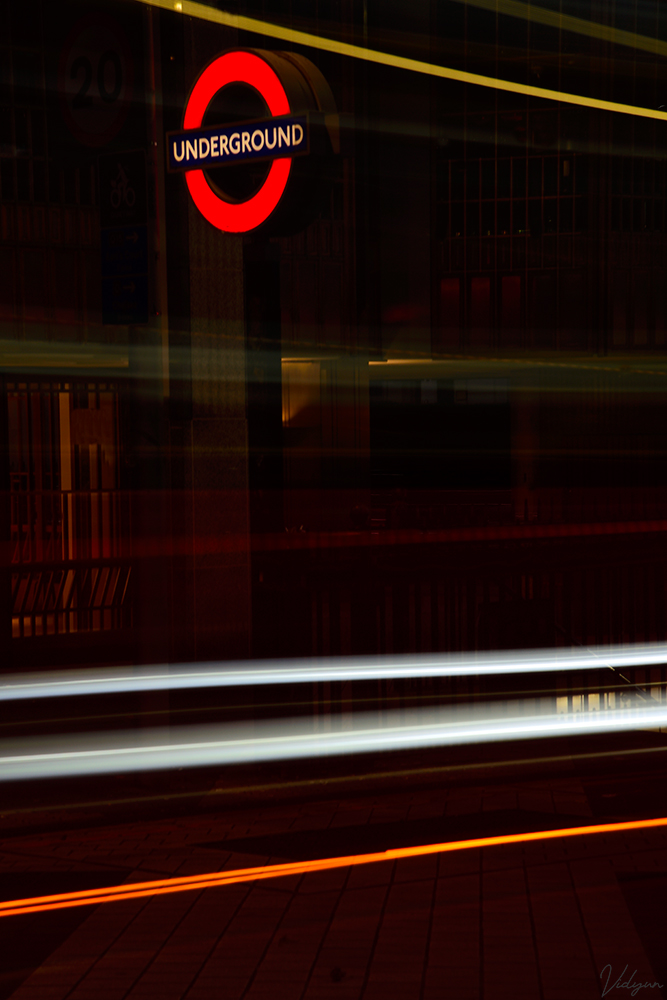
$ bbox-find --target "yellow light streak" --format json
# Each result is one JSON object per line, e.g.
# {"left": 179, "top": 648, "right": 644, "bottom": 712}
{"left": 461, "top": 0, "right": 667, "bottom": 61}
{"left": 3, "top": 815, "right": 667, "bottom": 917}
{"left": 134, "top": 0, "right": 667, "bottom": 123}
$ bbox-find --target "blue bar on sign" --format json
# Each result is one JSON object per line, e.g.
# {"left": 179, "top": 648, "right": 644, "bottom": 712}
{"left": 101, "top": 225, "right": 148, "bottom": 278}
{"left": 167, "top": 115, "right": 309, "bottom": 172}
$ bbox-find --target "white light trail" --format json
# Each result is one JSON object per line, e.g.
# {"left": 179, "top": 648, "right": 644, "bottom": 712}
{"left": 1, "top": 699, "right": 665, "bottom": 781}
{"left": 1, "top": 643, "right": 664, "bottom": 702}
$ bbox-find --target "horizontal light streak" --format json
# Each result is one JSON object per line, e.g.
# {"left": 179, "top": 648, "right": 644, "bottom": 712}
{"left": 2, "top": 642, "right": 666, "bottom": 702}
{"left": 5, "top": 740, "right": 667, "bottom": 822}
{"left": 12, "top": 516, "right": 667, "bottom": 565}
{"left": 138, "top": 0, "right": 667, "bottom": 123}
{"left": 2, "top": 699, "right": 667, "bottom": 781}
{"left": 11, "top": 339, "right": 667, "bottom": 380}
{"left": 3, "top": 814, "right": 667, "bottom": 918}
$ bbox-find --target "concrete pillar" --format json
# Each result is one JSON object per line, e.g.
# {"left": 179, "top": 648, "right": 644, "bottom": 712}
{"left": 164, "top": 16, "right": 251, "bottom": 663}
{"left": 183, "top": 196, "right": 251, "bottom": 662}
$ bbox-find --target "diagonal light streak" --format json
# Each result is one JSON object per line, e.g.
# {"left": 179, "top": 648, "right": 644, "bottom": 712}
{"left": 1, "top": 642, "right": 666, "bottom": 701}
{"left": 3, "top": 815, "right": 667, "bottom": 918}
{"left": 133, "top": 0, "right": 667, "bottom": 123}
{"left": 3, "top": 700, "right": 667, "bottom": 781}
{"left": 456, "top": 0, "right": 667, "bottom": 60}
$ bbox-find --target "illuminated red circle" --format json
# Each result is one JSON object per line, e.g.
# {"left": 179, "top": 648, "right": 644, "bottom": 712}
{"left": 183, "top": 51, "right": 292, "bottom": 233}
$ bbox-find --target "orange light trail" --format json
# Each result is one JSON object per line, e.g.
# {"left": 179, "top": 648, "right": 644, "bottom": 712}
{"left": 3, "top": 815, "right": 667, "bottom": 919}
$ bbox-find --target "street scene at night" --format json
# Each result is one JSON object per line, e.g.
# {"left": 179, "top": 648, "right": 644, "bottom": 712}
{"left": 3, "top": 0, "right": 667, "bottom": 996}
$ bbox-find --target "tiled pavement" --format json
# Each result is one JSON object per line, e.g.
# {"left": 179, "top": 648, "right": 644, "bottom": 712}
{"left": 1, "top": 777, "right": 665, "bottom": 1000}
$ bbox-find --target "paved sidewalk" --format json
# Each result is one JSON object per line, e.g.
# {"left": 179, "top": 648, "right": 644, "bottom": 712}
{"left": 0, "top": 775, "right": 665, "bottom": 1000}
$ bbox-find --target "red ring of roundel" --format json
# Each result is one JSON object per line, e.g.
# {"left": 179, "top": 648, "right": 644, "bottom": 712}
{"left": 183, "top": 50, "right": 293, "bottom": 233}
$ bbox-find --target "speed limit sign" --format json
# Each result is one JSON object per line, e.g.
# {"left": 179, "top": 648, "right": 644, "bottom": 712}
{"left": 58, "top": 13, "right": 134, "bottom": 148}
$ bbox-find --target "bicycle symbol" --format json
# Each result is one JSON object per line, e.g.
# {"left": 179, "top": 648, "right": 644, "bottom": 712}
{"left": 110, "top": 163, "right": 135, "bottom": 209}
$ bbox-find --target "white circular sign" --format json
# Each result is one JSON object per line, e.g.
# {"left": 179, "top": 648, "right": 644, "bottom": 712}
{"left": 58, "top": 13, "right": 134, "bottom": 148}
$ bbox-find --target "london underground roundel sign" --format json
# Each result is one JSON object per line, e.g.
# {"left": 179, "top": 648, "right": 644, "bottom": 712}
{"left": 169, "top": 50, "right": 337, "bottom": 234}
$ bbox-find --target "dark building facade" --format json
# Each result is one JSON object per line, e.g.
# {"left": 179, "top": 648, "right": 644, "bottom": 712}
{"left": 2, "top": 0, "right": 667, "bottom": 673}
